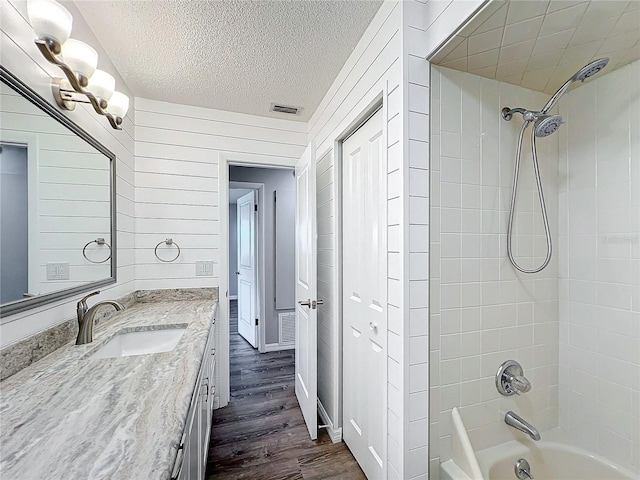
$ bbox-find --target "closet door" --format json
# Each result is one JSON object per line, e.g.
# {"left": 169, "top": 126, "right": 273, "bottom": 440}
{"left": 342, "top": 108, "right": 386, "bottom": 479}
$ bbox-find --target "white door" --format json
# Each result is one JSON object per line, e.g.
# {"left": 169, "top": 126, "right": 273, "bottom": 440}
{"left": 295, "top": 144, "right": 318, "bottom": 440}
{"left": 342, "top": 108, "right": 387, "bottom": 479}
{"left": 237, "top": 190, "right": 258, "bottom": 348}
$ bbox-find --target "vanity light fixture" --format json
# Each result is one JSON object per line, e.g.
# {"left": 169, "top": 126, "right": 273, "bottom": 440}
{"left": 27, "top": 0, "right": 129, "bottom": 130}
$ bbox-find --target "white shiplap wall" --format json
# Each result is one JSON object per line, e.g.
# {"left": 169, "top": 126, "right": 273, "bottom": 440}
{"left": 310, "top": 1, "right": 485, "bottom": 477}
{"left": 133, "top": 98, "right": 306, "bottom": 290}
{"left": 0, "top": 0, "right": 135, "bottom": 348}
{"left": 133, "top": 98, "right": 307, "bottom": 408}
{"left": 307, "top": 1, "right": 403, "bottom": 475}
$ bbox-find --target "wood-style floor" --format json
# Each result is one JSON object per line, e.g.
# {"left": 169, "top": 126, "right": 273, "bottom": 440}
{"left": 205, "top": 301, "right": 365, "bottom": 479}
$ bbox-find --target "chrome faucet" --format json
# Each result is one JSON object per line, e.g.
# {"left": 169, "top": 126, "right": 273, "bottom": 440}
{"left": 505, "top": 411, "right": 541, "bottom": 441}
{"left": 76, "top": 291, "right": 124, "bottom": 345}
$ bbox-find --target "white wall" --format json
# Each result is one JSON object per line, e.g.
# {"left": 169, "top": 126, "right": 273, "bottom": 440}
{"left": 430, "top": 66, "right": 561, "bottom": 473}
{"left": 133, "top": 98, "right": 306, "bottom": 408}
{"left": 558, "top": 59, "right": 640, "bottom": 470}
{"left": 309, "top": 1, "right": 483, "bottom": 476}
{"left": 0, "top": 0, "right": 135, "bottom": 348}
{"left": 308, "top": 1, "right": 402, "bottom": 472}
{"left": 133, "top": 98, "right": 306, "bottom": 293}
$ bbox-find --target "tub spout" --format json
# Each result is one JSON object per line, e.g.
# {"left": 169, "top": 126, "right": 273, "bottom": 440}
{"left": 505, "top": 411, "right": 541, "bottom": 441}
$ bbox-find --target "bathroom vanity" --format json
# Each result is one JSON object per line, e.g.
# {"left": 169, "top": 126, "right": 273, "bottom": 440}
{"left": 0, "top": 292, "right": 217, "bottom": 480}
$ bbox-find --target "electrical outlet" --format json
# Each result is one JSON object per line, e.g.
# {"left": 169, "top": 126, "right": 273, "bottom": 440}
{"left": 46, "top": 263, "right": 69, "bottom": 280}
{"left": 196, "top": 261, "right": 214, "bottom": 277}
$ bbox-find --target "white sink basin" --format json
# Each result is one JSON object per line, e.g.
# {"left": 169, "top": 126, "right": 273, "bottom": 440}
{"left": 90, "top": 328, "right": 186, "bottom": 359}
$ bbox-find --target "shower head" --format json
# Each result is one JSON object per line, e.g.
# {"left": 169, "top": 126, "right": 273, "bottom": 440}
{"left": 573, "top": 58, "right": 609, "bottom": 82}
{"left": 541, "top": 57, "right": 610, "bottom": 114}
{"left": 534, "top": 115, "right": 563, "bottom": 137}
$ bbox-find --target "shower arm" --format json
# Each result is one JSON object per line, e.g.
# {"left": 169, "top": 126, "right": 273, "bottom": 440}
{"left": 540, "top": 78, "right": 574, "bottom": 114}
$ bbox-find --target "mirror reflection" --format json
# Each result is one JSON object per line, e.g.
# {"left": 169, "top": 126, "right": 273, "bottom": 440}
{"left": 0, "top": 71, "right": 115, "bottom": 314}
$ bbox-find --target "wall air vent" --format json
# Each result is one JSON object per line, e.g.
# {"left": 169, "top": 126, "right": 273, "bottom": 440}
{"left": 279, "top": 312, "right": 295, "bottom": 345}
{"left": 270, "top": 103, "right": 301, "bottom": 115}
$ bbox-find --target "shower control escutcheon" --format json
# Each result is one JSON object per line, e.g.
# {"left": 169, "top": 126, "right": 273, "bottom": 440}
{"left": 496, "top": 360, "right": 531, "bottom": 396}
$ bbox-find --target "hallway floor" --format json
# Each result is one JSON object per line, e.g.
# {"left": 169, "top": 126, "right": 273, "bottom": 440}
{"left": 206, "top": 300, "right": 365, "bottom": 479}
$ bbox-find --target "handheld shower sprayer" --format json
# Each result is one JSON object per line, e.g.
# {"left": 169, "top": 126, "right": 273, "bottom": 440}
{"left": 501, "top": 108, "right": 564, "bottom": 137}
{"left": 501, "top": 58, "right": 609, "bottom": 274}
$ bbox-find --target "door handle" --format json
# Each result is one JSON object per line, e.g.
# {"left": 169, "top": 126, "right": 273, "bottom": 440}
{"left": 298, "top": 299, "right": 311, "bottom": 307}
{"left": 311, "top": 299, "right": 325, "bottom": 309}
{"left": 235, "top": 271, "right": 240, "bottom": 275}
{"left": 369, "top": 321, "right": 378, "bottom": 332}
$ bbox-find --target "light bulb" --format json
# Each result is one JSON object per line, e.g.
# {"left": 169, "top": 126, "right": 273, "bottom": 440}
{"left": 107, "top": 91, "right": 129, "bottom": 120}
{"left": 86, "top": 70, "right": 115, "bottom": 102}
{"left": 61, "top": 39, "right": 98, "bottom": 81}
{"left": 27, "top": 0, "right": 73, "bottom": 46}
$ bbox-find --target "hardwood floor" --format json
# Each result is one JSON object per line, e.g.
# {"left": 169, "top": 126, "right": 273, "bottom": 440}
{"left": 206, "top": 300, "right": 364, "bottom": 479}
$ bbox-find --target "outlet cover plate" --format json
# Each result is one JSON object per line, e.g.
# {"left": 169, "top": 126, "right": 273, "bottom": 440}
{"left": 196, "top": 261, "right": 214, "bottom": 277}
{"left": 46, "top": 263, "right": 69, "bottom": 280}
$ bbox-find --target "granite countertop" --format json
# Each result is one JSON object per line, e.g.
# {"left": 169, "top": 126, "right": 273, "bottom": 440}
{"left": 0, "top": 297, "right": 217, "bottom": 480}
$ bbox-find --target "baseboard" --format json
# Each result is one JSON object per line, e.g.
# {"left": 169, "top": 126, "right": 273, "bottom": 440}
{"left": 229, "top": 295, "right": 237, "bottom": 300}
{"left": 318, "top": 399, "right": 342, "bottom": 443}
{"left": 263, "top": 342, "right": 294, "bottom": 352}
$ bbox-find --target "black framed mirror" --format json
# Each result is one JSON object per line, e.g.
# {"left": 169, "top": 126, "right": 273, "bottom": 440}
{"left": 0, "top": 66, "right": 116, "bottom": 318}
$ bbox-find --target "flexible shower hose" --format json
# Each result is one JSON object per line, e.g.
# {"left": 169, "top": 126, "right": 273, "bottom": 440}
{"left": 506, "top": 121, "right": 553, "bottom": 274}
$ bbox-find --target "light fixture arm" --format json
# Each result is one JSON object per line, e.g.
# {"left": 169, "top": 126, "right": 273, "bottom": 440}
{"left": 34, "top": 39, "right": 122, "bottom": 130}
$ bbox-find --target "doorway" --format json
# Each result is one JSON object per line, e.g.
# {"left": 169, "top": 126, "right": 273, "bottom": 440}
{"left": 227, "top": 165, "right": 297, "bottom": 357}
{"left": 0, "top": 143, "right": 28, "bottom": 304}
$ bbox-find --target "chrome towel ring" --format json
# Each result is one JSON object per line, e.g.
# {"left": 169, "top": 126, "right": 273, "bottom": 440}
{"left": 154, "top": 238, "right": 181, "bottom": 262}
{"left": 82, "top": 237, "right": 111, "bottom": 264}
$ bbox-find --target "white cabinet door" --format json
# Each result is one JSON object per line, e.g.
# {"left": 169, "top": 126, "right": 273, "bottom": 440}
{"left": 342, "top": 108, "right": 387, "bottom": 479}
{"left": 237, "top": 191, "right": 258, "bottom": 348}
{"left": 176, "top": 320, "right": 216, "bottom": 480}
{"left": 295, "top": 143, "right": 318, "bottom": 440}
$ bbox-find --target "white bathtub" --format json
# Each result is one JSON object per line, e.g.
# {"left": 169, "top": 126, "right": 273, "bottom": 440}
{"left": 440, "top": 408, "right": 637, "bottom": 480}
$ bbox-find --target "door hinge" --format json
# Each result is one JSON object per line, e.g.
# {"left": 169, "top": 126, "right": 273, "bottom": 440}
{"left": 255, "top": 318, "right": 259, "bottom": 326}
{"left": 254, "top": 204, "right": 258, "bottom": 212}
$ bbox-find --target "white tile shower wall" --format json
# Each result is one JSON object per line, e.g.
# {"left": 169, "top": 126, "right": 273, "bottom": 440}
{"left": 133, "top": 98, "right": 306, "bottom": 292}
{"left": 430, "top": 66, "right": 561, "bottom": 473}
{"left": 558, "top": 59, "right": 640, "bottom": 470}
{"left": 0, "top": 0, "right": 135, "bottom": 347}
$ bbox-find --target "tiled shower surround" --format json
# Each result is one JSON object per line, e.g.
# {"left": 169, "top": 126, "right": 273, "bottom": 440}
{"left": 558, "top": 59, "right": 640, "bottom": 469}
{"left": 430, "top": 60, "right": 640, "bottom": 475}
{"left": 429, "top": 66, "right": 560, "bottom": 472}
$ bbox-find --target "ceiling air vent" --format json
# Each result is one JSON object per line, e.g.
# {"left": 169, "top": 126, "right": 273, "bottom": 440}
{"left": 270, "top": 103, "right": 300, "bottom": 115}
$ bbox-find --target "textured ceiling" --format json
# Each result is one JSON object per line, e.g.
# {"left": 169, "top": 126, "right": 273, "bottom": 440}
{"left": 74, "top": 0, "right": 383, "bottom": 122}
{"left": 432, "top": 0, "right": 640, "bottom": 94}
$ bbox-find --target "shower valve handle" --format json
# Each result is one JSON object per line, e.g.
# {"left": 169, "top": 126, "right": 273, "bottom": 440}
{"left": 496, "top": 360, "right": 532, "bottom": 396}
